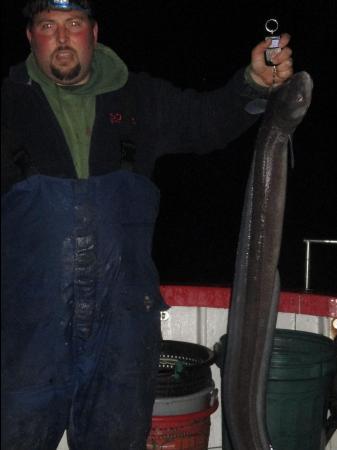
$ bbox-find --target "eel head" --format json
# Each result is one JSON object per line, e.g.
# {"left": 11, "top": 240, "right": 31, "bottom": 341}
{"left": 267, "top": 71, "right": 313, "bottom": 133}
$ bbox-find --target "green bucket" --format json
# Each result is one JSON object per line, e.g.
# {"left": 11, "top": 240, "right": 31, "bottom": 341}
{"left": 217, "top": 329, "right": 337, "bottom": 450}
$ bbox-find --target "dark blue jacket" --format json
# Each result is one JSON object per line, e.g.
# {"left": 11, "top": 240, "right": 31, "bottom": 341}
{"left": 2, "top": 63, "right": 265, "bottom": 192}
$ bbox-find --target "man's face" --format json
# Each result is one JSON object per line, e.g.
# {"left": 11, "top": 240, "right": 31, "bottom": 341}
{"left": 26, "top": 9, "right": 98, "bottom": 85}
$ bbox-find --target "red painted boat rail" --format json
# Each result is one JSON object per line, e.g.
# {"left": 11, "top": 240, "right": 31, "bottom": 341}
{"left": 160, "top": 285, "right": 337, "bottom": 318}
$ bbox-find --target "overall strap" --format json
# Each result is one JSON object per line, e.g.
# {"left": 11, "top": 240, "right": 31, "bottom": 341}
{"left": 118, "top": 81, "right": 137, "bottom": 171}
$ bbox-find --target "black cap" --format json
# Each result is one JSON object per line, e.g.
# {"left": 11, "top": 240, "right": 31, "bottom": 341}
{"left": 23, "top": 0, "right": 94, "bottom": 22}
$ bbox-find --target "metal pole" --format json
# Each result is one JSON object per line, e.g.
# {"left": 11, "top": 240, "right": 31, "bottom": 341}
{"left": 304, "top": 239, "right": 311, "bottom": 291}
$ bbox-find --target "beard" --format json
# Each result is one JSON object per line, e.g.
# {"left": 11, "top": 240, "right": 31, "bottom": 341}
{"left": 50, "top": 46, "right": 83, "bottom": 83}
{"left": 51, "top": 63, "right": 81, "bottom": 82}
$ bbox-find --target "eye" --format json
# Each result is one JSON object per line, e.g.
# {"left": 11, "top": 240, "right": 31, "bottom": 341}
{"left": 40, "top": 22, "right": 56, "bottom": 32}
{"left": 70, "top": 20, "right": 81, "bottom": 27}
{"left": 296, "top": 95, "right": 304, "bottom": 103}
{"left": 66, "top": 18, "right": 83, "bottom": 30}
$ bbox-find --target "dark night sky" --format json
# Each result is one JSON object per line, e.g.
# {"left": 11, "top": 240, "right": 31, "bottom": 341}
{"left": 2, "top": 1, "right": 337, "bottom": 293}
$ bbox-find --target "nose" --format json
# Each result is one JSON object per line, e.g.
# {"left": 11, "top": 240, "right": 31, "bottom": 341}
{"left": 56, "top": 25, "right": 69, "bottom": 44}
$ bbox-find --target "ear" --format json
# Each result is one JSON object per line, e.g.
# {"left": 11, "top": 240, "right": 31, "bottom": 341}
{"left": 26, "top": 27, "right": 32, "bottom": 45}
{"left": 92, "top": 21, "right": 98, "bottom": 46}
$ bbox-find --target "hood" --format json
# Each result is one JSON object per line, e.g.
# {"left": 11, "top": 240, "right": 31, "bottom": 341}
{"left": 25, "top": 43, "right": 128, "bottom": 95}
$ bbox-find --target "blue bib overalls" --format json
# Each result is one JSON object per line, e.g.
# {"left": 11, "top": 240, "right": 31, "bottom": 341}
{"left": 2, "top": 171, "right": 168, "bottom": 450}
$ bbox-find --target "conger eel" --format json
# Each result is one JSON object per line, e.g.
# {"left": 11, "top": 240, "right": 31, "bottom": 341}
{"left": 222, "top": 71, "right": 313, "bottom": 450}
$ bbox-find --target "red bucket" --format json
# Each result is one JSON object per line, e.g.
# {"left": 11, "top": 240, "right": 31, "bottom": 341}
{"left": 146, "top": 401, "right": 218, "bottom": 450}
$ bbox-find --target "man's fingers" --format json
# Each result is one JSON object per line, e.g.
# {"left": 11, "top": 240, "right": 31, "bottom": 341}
{"left": 279, "top": 33, "right": 291, "bottom": 49}
{"left": 271, "top": 47, "right": 293, "bottom": 66}
{"left": 274, "top": 59, "right": 294, "bottom": 81}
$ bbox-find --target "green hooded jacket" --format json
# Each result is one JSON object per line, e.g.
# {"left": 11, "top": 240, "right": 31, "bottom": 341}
{"left": 26, "top": 44, "right": 128, "bottom": 178}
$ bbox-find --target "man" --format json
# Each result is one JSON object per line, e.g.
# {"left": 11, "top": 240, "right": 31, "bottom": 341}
{"left": 1, "top": 1, "right": 293, "bottom": 449}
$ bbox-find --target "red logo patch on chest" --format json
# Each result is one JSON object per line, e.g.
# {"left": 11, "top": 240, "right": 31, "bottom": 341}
{"left": 109, "top": 112, "right": 123, "bottom": 124}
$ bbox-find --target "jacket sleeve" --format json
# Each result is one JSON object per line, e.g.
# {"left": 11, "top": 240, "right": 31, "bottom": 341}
{"left": 135, "top": 67, "right": 269, "bottom": 157}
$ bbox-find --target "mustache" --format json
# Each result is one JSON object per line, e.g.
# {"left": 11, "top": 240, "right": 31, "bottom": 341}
{"left": 53, "top": 46, "right": 76, "bottom": 54}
